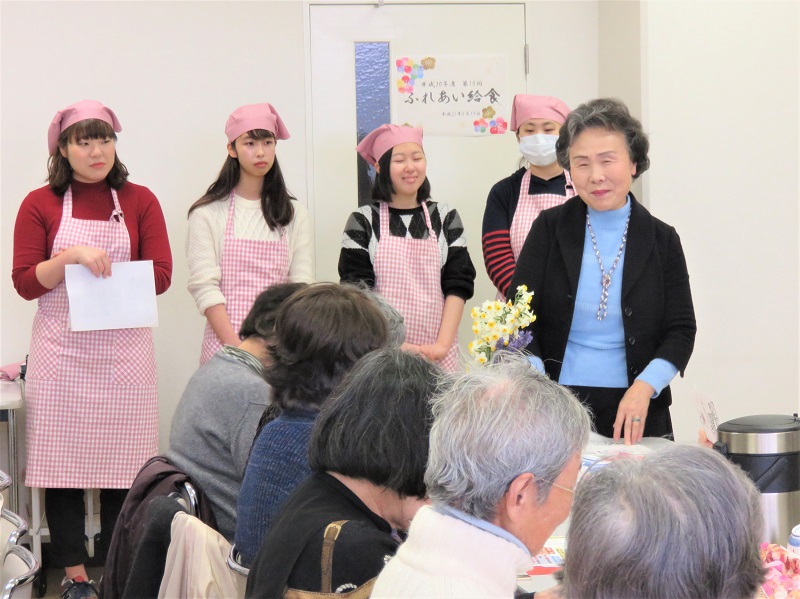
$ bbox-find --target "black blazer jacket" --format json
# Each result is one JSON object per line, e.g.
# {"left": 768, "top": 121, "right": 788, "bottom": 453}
{"left": 509, "top": 194, "right": 696, "bottom": 409}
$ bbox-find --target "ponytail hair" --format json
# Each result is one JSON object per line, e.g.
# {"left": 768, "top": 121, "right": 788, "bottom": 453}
{"left": 188, "top": 129, "right": 295, "bottom": 229}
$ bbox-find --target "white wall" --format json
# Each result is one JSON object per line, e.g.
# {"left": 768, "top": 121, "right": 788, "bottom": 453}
{"left": 598, "top": 1, "right": 640, "bottom": 116}
{"left": 598, "top": 0, "right": 643, "bottom": 200}
{"left": 527, "top": 0, "right": 598, "bottom": 107}
{"left": 0, "top": 1, "right": 307, "bottom": 454}
{"left": 641, "top": 0, "right": 800, "bottom": 441}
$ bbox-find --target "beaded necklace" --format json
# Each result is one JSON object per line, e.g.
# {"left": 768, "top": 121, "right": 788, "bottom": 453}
{"left": 586, "top": 213, "right": 630, "bottom": 320}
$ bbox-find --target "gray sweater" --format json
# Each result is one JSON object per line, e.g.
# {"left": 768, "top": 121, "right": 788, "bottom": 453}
{"left": 166, "top": 350, "right": 270, "bottom": 541}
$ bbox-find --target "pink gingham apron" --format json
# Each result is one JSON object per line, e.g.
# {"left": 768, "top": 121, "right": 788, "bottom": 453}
{"left": 496, "top": 169, "right": 574, "bottom": 301}
{"left": 509, "top": 169, "right": 574, "bottom": 259}
{"left": 25, "top": 186, "right": 158, "bottom": 488}
{"left": 200, "top": 193, "right": 289, "bottom": 364}
{"left": 374, "top": 201, "right": 459, "bottom": 372}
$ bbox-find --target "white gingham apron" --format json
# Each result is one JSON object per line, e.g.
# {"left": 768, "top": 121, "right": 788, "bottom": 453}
{"left": 25, "top": 186, "right": 158, "bottom": 488}
{"left": 374, "top": 202, "right": 459, "bottom": 372}
{"left": 496, "top": 169, "right": 574, "bottom": 301}
{"left": 200, "top": 192, "right": 289, "bottom": 364}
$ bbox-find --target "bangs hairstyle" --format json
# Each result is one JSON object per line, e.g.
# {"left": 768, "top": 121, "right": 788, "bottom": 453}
{"left": 308, "top": 348, "right": 444, "bottom": 498}
{"left": 48, "top": 119, "right": 129, "bottom": 195}
{"left": 265, "top": 283, "right": 389, "bottom": 412}
{"left": 371, "top": 146, "right": 431, "bottom": 204}
{"left": 188, "top": 128, "right": 295, "bottom": 230}
{"left": 555, "top": 97, "right": 650, "bottom": 180}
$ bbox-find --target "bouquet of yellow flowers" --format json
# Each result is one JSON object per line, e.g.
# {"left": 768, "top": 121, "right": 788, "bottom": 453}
{"left": 468, "top": 285, "right": 535, "bottom": 365}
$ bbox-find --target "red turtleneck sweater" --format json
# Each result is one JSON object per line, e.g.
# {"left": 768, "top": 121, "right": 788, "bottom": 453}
{"left": 12, "top": 179, "right": 172, "bottom": 300}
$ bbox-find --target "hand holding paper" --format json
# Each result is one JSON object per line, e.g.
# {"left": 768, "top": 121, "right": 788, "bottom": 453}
{"left": 65, "top": 260, "right": 158, "bottom": 331}
{"left": 71, "top": 245, "right": 113, "bottom": 278}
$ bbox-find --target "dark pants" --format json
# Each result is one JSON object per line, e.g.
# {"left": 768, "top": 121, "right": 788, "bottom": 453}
{"left": 567, "top": 385, "right": 674, "bottom": 440}
{"left": 45, "top": 488, "right": 128, "bottom": 567}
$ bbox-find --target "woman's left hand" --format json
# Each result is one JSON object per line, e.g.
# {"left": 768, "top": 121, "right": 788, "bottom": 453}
{"left": 613, "top": 379, "right": 655, "bottom": 445}
{"left": 418, "top": 343, "right": 449, "bottom": 362}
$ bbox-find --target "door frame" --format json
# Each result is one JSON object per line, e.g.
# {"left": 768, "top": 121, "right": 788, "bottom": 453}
{"left": 301, "top": 0, "right": 528, "bottom": 280}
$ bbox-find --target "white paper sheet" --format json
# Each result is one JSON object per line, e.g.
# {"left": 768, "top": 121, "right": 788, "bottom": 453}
{"left": 692, "top": 389, "right": 720, "bottom": 443}
{"left": 580, "top": 432, "right": 673, "bottom": 473}
{"left": 65, "top": 261, "right": 158, "bottom": 331}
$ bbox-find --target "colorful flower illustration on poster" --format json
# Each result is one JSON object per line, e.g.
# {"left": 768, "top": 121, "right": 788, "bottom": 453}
{"left": 395, "top": 57, "right": 425, "bottom": 94}
{"left": 474, "top": 106, "right": 508, "bottom": 135}
{"left": 393, "top": 54, "right": 509, "bottom": 137}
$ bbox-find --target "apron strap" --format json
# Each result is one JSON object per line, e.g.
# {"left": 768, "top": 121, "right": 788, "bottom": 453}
{"left": 564, "top": 168, "right": 575, "bottom": 195}
{"left": 225, "top": 190, "right": 237, "bottom": 236}
{"left": 62, "top": 186, "right": 74, "bottom": 222}
{"left": 378, "top": 202, "right": 390, "bottom": 239}
{"left": 109, "top": 188, "right": 124, "bottom": 222}
{"left": 419, "top": 201, "right": 435, "bottom": 238}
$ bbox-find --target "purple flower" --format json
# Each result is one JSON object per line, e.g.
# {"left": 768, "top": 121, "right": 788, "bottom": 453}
{"left": 506, "top": 329, "right": 533, "bottom": 351}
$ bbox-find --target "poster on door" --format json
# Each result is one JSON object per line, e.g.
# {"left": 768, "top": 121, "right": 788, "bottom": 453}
{"left": 392, "top": 54, "right": 509, "bottom": 137}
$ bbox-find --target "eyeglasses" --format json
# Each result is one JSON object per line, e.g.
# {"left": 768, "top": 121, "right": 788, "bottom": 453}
{"left": 507, "top": 474, "right": 579, "bottom": 495}
{"left": 549, "top": 481, "right": 575, "bottom": 495}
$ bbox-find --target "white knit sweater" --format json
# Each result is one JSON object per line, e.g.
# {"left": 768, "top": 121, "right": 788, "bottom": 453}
{"left": 186, "top": 195, "right": 314, "bottom": 314}
{"left": 372, "top": 505, "right": 533, "bottom": 598}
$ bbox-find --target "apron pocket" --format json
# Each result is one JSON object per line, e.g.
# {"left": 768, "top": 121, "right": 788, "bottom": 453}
{"left": 27, "top": 312, "right": 66, "bottom": 381}
{"left": 113, "top": 328, "right": 157, "bottom": 386}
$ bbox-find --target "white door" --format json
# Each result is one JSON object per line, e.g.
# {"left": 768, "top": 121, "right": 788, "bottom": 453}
{"left": 309, "top": 2, "right": 527, "bottom": 357}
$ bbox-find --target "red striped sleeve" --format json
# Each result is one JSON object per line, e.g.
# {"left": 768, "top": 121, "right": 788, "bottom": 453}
{"left": 482, "top": 230, "right": 516, "bottom": 297}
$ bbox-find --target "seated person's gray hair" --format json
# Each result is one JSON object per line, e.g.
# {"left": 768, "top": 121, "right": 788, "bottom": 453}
{"left": 561, "top": 445, "right": 765, "bottom": 599}
{"left": 349, "top": 282, "right": 405, "bottom": 347}
{"left": 424, "top": 354, "right": 591, "bottom": 521}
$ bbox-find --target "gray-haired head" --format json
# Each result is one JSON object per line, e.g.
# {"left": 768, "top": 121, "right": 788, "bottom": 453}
{"left": 562, "top": 445, "right": 765, "bottom": 599}
{"left": 350, "top": 283, "right": 405, "bottom": 347}
{"left": 555, "top": 97, "right": 650, "bottom": 180}
{"left": 424, "top": 355, "right": 591, "bottom": 521}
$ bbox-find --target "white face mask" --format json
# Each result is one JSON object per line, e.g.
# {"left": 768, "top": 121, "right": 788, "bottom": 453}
{"left": 519, "top": 134, "right": 559, "bottom": 167}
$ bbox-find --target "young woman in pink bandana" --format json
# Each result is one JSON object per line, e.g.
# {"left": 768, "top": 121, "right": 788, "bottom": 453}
{"left": 339, "top": 124, "right": 476, "bottom": 372}
{"left": 187, "top": 103, "right": 313, "bottom": 364}
{"left": 12, "top": 99, "right": 172, "bottom": 599}
{"left": 482, "top": 94, "right": 573, "bottom": 299}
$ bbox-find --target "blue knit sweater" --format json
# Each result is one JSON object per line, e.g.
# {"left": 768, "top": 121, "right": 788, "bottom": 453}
{"left": 234, "top": 408, "right": 318, "bottom": 567}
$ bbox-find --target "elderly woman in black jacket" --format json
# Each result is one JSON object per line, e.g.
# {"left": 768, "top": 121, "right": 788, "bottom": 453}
{"left": 510, "top": 98, "right": 696, "bottom": 445}
{"left": 245, "top": 348, "right": 442, "bottom": 598}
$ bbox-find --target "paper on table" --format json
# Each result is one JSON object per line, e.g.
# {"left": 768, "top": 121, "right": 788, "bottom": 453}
{"left": 581, "top": 432, "right": 658, "bottom": 468}
{"left": 526, "top": 536, "right": 566, "bottom": 576}
{"left": 65, "top": 261, "right": 158, "bottom": 331}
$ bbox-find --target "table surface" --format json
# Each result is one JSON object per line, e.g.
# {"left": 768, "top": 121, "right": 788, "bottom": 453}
{"left": 0, "top": 380, "right": 23, "bottom": 409}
